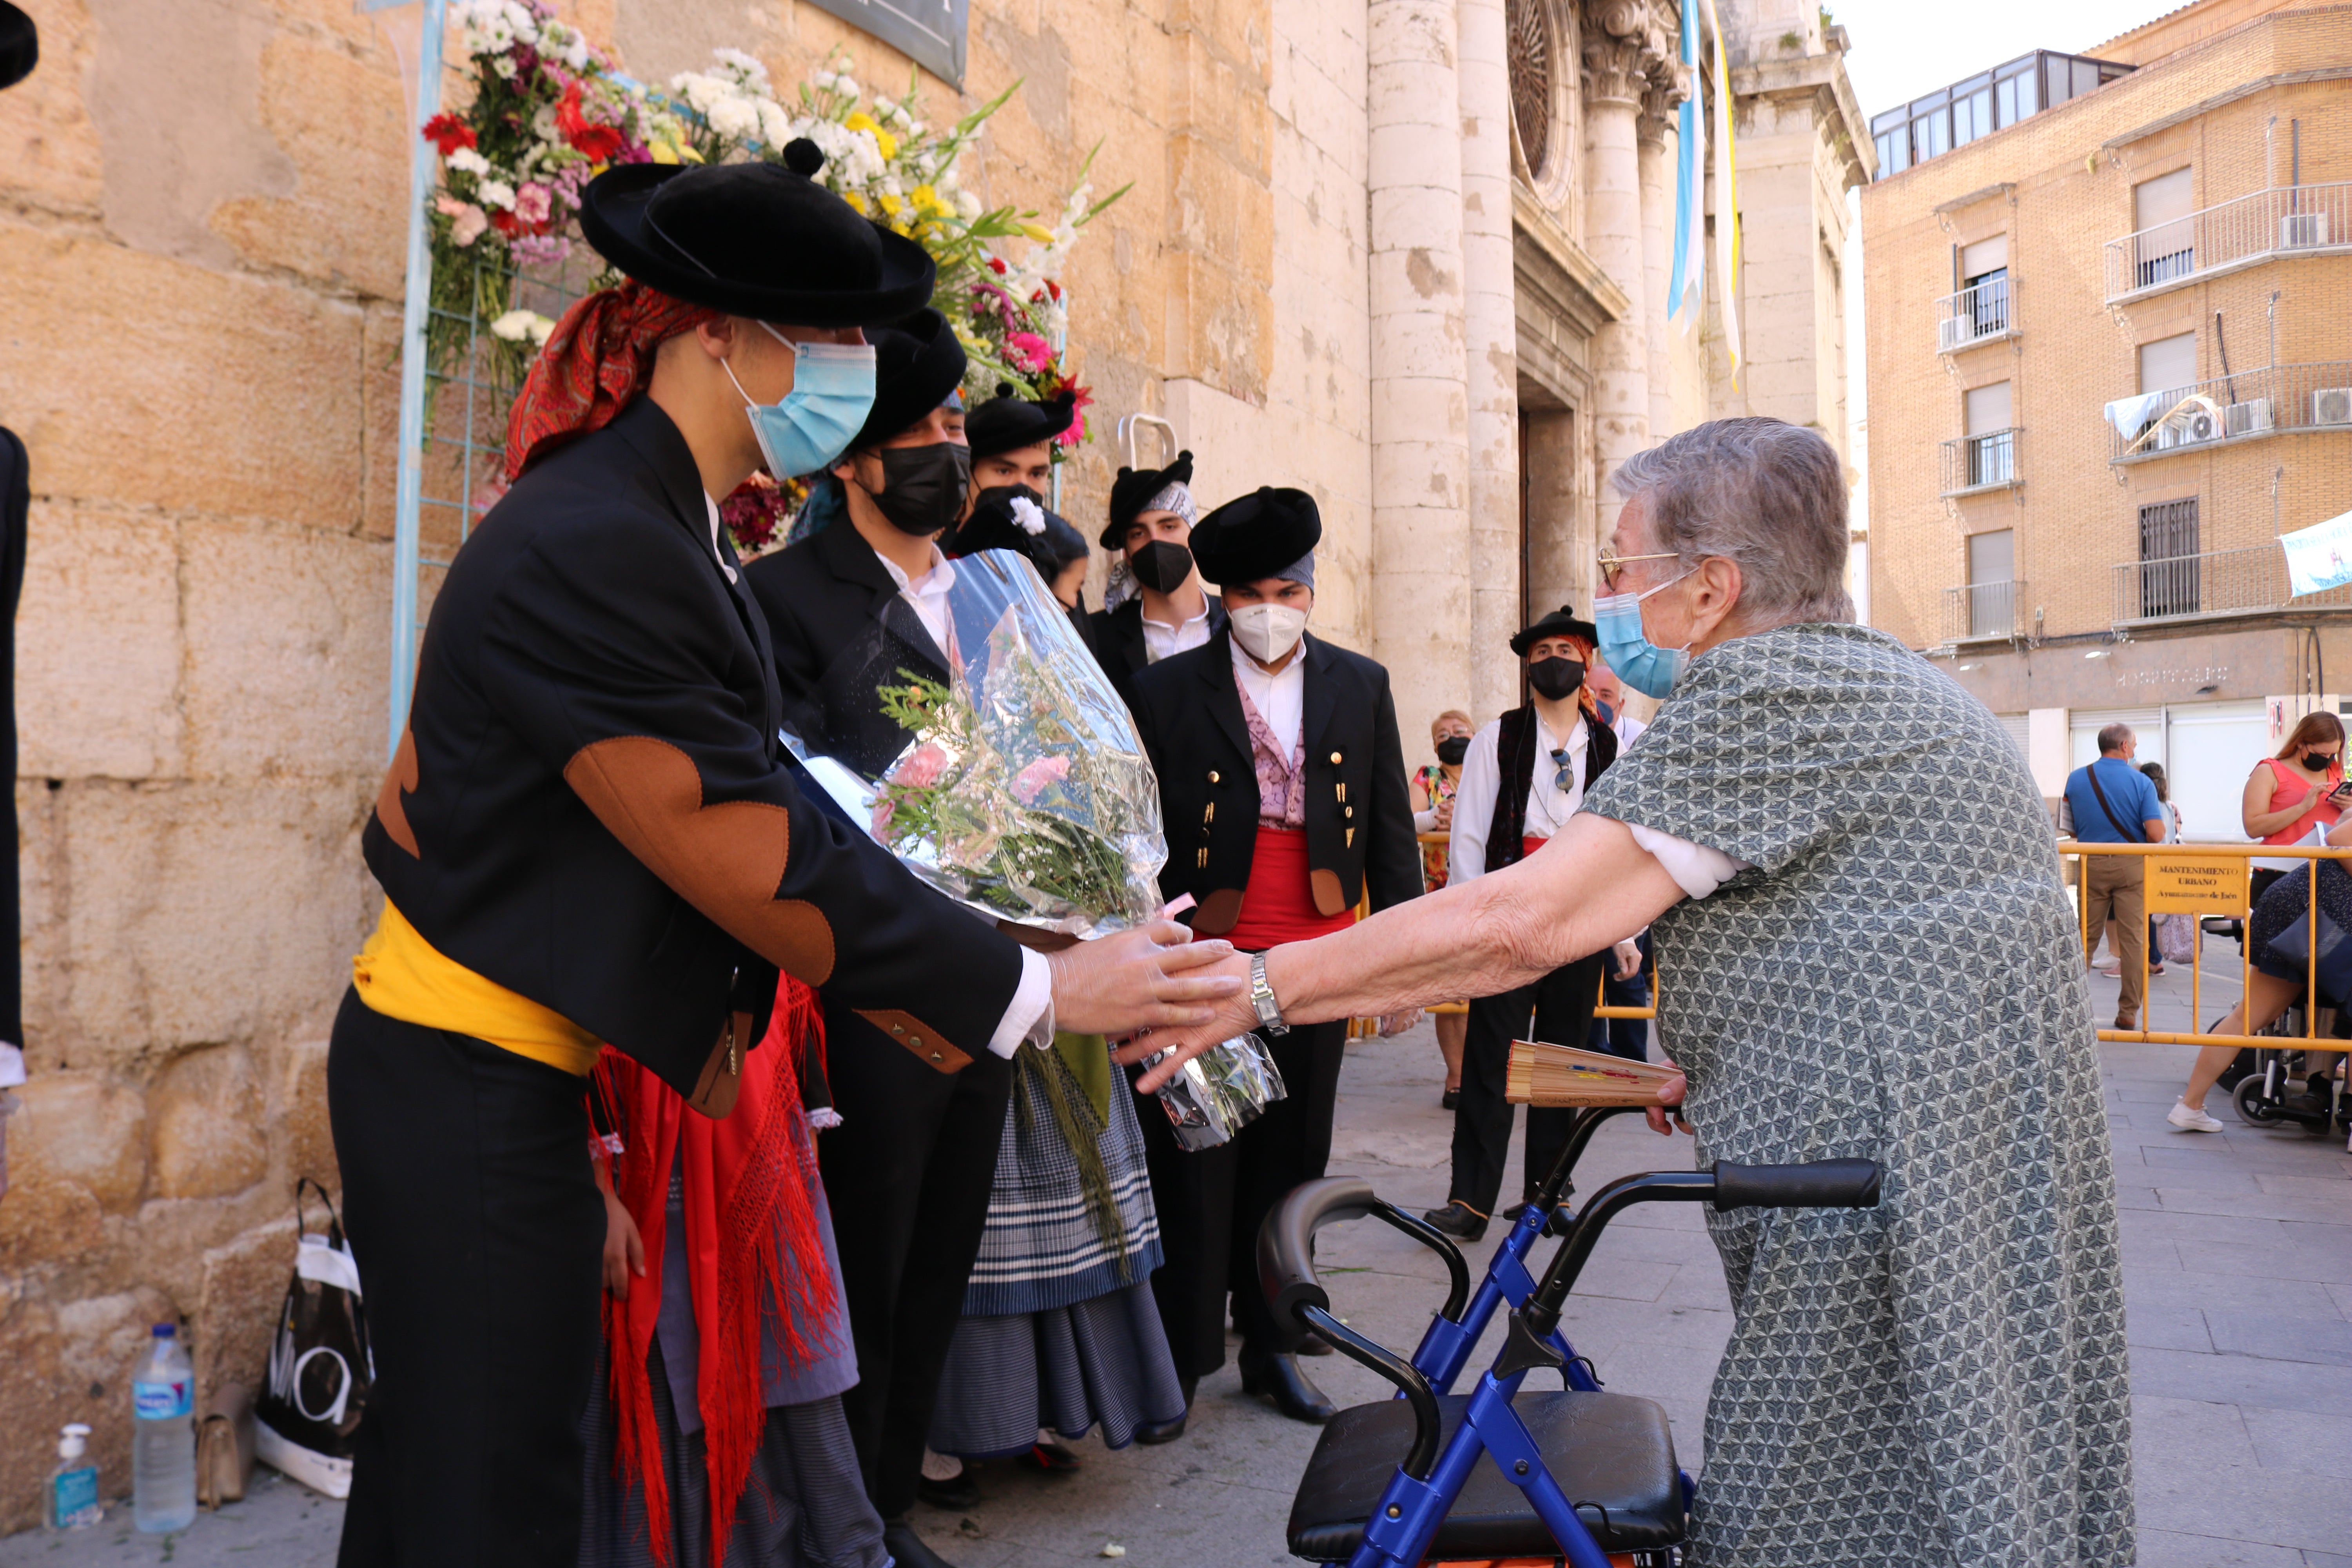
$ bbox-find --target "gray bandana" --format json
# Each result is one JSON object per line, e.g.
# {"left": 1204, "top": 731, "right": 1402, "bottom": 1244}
{"left": 1143, "top": 480, "right": 1198, "bottom": 525}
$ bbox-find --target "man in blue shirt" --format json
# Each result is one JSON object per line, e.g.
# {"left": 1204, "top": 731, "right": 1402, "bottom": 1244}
{"left": 2063, "top": 723, "right": 2167, "bottom": 1030}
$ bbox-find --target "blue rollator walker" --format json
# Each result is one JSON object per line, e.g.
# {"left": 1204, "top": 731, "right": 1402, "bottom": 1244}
{"left": 1259, "top": 1146, "right": 1883, "bottom": 1568}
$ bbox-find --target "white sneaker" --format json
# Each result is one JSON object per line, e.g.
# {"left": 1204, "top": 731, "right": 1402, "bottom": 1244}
{"left": 2167, "top": 1100, "right": 2225, "bottom": 1132}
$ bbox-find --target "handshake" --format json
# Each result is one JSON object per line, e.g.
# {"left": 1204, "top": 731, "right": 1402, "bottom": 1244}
{"left": 1043, "top": 921, "right": 1263, "bottom": 1093}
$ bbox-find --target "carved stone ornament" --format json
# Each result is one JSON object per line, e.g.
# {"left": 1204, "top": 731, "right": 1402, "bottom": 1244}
{"left": 1580, "top": 30, "right": 1648, "bottom": 106}
{"left": 1507, "top": 0, "right": 1555, "bottom": 178}
{"left": 1581, "top": 0, "right": 1672, "bottom": 108}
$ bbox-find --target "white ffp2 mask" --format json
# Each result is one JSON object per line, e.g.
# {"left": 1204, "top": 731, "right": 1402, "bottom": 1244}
{"left": 1230, "top": 603, "right": 1308, "bottom": 664}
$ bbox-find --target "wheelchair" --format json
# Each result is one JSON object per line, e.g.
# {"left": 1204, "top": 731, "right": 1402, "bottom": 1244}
{"left": 2232, "top": 1000, "right": 2347, "bottom": 1134}
{"left": 1258, "top": 1151, "right": 1882, "bottom": 1568}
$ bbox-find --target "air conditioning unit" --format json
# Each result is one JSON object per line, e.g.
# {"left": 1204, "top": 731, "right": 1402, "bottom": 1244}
{"left": 2153, "top": 418, "right": 2186, "bottom": 450}
{"left": 2180, "top": 408, "right": 2221, "bottom": 444}
{"left": 2280, "top": 212, "right": 2330, "bottom": 249}
{"left": 2225, "top": 398, "right": 2274, "bottom": 437}
{"left": 2314, "top": 387, "right": 2352, "bottom": 426}
{"left": 1937, "top": 316, "right": 1969, "bottom": 353}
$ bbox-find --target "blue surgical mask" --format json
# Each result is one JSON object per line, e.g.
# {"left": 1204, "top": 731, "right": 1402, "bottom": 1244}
{"left": 1594, "top": 570, "right": 1693, "bottom": 699}
{"left": 723, "top": 324, "right": 876, "bottom": 478}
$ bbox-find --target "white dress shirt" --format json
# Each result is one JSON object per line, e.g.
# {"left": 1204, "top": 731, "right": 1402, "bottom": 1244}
{"left": 1142, "top": 598, "right": 1214, "bottom": 664}
{"left": 1230, "top": 636, "right": 1306, "bottom": 760}
{"left": 876, "top": 541, "right": 958, "bottom": 656}
{"left": 1611, "top": 711, "right": 1649, "bottom": 749}
{"left": 701, "top": 494, "right": 739, "bottom": 584}
{"left": 989, "top": 947, "right": 1055, "bottom": 1057}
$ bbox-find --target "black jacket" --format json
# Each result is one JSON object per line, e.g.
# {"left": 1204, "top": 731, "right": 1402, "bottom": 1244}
{"left": 365, "top": 399, "right": 1022, "bottom": 1105}
{"left": 1087, "top": 592, "right": 1225, "bottom": 711}
{"left": 1129, "top": 629, "right": 1420, "bottom": 935}
{"left": 745, "top": 520, "right": 952, "bottom": 776}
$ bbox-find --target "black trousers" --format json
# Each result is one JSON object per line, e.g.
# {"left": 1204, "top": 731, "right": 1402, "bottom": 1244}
{"left": 1450, "top": 954, "right": 1605, "bottom": 1214}
{"left": 1133, "top": 1017, "right": 1347, "bottom": 1379}
{"left": 817, "top": 1003, "right": 1013, "bottom": 1520}
{"left": 327, "top": 989, "right": 604, "bottom": 1568}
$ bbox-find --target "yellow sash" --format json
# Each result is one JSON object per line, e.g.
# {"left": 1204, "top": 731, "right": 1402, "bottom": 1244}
{"left": 352, "top": 902, "right": 603, "bottom": 1077}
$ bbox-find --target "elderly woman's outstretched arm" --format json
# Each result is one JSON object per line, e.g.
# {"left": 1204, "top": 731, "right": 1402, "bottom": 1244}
{"left": 1119, "top": 812, "right": 1687, "bottom": 1091}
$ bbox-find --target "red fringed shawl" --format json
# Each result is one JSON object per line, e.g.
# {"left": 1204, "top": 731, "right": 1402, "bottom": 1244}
{"left": 594, "top": 976, "right": 833, "bottom": 1566}
{"left": 505, "top": 280, "right": 717, "bottom": 481}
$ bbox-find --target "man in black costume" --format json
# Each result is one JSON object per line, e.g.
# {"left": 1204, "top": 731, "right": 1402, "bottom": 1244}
{"left": 964, "top": 381, "right": 1074, "bottom": 497}
{"left": 1087, "top": 449, "right": 1224, "bottom": 709}
{"left": 329, "top": 150, "right": 1233, "bottom": 1568}
{"left": 1125, "top": 487, "right": 1420, "bottom": 1425}
{"left": 1420, "top": 606, "right": 1642, "bottom": 1243}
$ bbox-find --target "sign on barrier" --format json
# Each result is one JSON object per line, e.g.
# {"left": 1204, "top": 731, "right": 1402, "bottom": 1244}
{"left": 2146, "top": 853, "right": 2250, "bottom": 915}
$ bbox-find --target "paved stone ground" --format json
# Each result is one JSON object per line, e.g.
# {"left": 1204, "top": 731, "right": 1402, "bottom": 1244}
{"left": 8, "top": 958, "right": 2346, "bottom": 1566}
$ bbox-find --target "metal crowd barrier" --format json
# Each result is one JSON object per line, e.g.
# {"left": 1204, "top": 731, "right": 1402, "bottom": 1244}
{"left": 2058, "top": 838, "right": 2352, "bottom": 1046}
{"left": 1407, "top": 831, "right": 1659, "bottom": 1025}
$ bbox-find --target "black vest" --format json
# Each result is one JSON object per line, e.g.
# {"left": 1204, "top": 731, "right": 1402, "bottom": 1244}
{"left": 1484, "top": 705, "right": 1618, "bottom": 874}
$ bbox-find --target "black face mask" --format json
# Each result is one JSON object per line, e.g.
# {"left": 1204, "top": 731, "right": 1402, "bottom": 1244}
{"left": 1434, "top": 735, "right": 1470, "bottom": 767}
{"left": 1129, "top": 538, "right": 1194, "bottom": 595}
{"left": 864, "top": 441, "right": 973, "bottom": 536}
{"left": 2305, "top": 750, "right": 2337, "bottom": 772}
{"left": 1528, "top": 656, "right": 1586, "bottom": 702}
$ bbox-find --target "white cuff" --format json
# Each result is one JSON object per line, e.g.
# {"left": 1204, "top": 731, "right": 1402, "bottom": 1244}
{"left": 1413, "top": 807, "right": 1438, "bottom": 833}
{"left": 988, "top": 946, "right": 1055, "bottom": 1058}
{"left": 1627, "top": 824, "right": 1751, "bottom": 900}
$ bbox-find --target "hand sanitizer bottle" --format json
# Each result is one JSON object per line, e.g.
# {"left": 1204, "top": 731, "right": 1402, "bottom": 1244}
{"left": 46, "top": 1423, "right": 101, "bottom": 1530}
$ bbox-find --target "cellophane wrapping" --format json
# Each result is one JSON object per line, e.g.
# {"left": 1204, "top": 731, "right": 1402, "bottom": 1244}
{"left": 784, "top": 548, "right": 1167, "bottom": 940}
{"left": 1138, "top": 1033, "right": 1289, "bottom": 1151}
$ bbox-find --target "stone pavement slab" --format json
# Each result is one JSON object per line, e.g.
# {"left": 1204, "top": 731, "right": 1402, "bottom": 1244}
{"left": 5, "top": 1014, "right": 2344, "bottom": 1567}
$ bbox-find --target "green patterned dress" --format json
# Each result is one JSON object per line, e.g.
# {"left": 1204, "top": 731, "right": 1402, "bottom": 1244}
{"left": 1578, "top": 621, "right": 2131, "bottom": 1568}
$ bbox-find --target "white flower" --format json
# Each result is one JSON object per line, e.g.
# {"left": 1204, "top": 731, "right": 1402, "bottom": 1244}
{"left": 954, "top": 190, "right": 982, "bottom": 220}
{"left": 812, "top": 70, "right": 837, "bottom": 91}
{"left": 835, "top": 76, "right": 860, "bottom": 100}
{"left": 491, "top": 54, "right": 517, "bottom": 79}
{"left": 490, "top": 309, "right": 555, "bottom": 345}
{"left": 477, "top": 178, "right": 517, "bottom": 211}
{"left": 446, "top": 147, "right": 491, "bottom": 177}
{"left": 1009, "top": 496, "right": 1046, "bottom": 535}
{"left": 907, "top": 120, "right": 926, "bottom": 137}
{"left": 713, "top": 47, "right": 772, "bottom": 91}
{"left": 755, "top": 99, "right": 795, "bottom": 148}
{"left": 707, "top": 96, "right": 759, "bottom": 142}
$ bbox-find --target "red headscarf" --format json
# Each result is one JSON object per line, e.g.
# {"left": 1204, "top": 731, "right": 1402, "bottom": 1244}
{"left": 593, "top": 976, "right": 833, "bottom": 1566}
{"left": 505, "top": 280, "right": 718, "bottom": 481}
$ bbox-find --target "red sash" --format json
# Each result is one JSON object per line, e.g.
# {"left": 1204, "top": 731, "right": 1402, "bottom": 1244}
{"left": 1224, "top": 826, "right": 1357, "bottom": 950}
{"left": 1521, "top": 835, "right": 1548, "bottom": 861}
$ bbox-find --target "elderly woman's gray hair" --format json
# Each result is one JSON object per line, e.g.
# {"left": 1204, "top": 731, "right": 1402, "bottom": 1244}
{"left": 1610, "top": 417, "right": 1855, "bottom": 625}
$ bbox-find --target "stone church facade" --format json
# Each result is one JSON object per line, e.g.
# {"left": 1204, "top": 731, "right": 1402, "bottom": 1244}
{"left": 0, "top": 0, "right": 1860, "bottom": 1524}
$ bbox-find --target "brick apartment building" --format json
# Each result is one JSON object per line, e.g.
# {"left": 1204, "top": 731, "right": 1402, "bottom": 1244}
{"left": 1860, "top": 0, "right": 2352, "bottom": 838}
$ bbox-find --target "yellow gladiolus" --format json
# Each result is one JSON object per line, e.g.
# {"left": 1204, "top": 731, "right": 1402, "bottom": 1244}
{"left": 1021, "top": 223, "right": 1054, "bottom": 243}
{"left": 648, "top": 140, "right": 678, "bottom": 165}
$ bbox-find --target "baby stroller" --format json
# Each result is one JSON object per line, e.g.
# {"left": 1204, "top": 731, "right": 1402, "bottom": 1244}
{"left": 1258, "top": 1150, "right": 1881, "bottom": 1568}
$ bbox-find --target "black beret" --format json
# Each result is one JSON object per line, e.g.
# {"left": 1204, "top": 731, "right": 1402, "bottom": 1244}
{"left": 846, "top": 308, "right": 966, "bottom": 452}
{"left": 0, "top": 2, "right": 36, "bottom": 91}
{"left": 951, "top": 485, "right": 1089, "bottom": 579}
{"left": 1100, "top": 449, "right": 1194, "bottom": 549}
{"left": 965, "top": 383, "right": 1077, "bottom": 461}
{"left": 1188, "top": 487, "right": 1321, "bottom": 587}
{"left": 1510, "top": 604, "right": 1599, "bottom": 657}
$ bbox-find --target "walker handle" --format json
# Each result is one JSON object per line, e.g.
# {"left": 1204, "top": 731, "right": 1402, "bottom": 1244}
{"left": 1711, "top": 1158, "right": 1882, "bottom": 1212}
{"left": 1258, "top": 1176, "right": 1380, "bottom": 1349}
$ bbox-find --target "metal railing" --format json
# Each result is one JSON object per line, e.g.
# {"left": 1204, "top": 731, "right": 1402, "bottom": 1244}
{"left": 2112, "top": 542, "right": 2352, "bottom": 626}
{"left": 1935, "top": 277, "right": 2012, "bottom": 352}
{"left": 1938, "top": 427, "right": 2020, "bottom": 496}
{"left": 2107, "top": 361, "right": 2352, "bottom": 462}
{"left": 2103, "top": 181, "right": 2352, "bottom": 302}
{"left": 1942, "top": 578, "right": 2024, "bottom": 642}
{"left": 2059, "top": 840, "right": 2352, "bottom": 1047}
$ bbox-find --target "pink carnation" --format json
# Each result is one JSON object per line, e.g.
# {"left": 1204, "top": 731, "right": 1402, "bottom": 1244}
{"left": 513, "top": 181, "right": 553, "bottom": 227}
{"left": 436, "top": 194, "right": 489, "bottom": 248}
{"left": 1005, "top": 332, "right": 1053, "bottom": 373}
{"left": 892, "top": 742, "right": 950, "bottom": 791}
{"left": 1011, "top": 754, "right": 1070, "bottom": 805}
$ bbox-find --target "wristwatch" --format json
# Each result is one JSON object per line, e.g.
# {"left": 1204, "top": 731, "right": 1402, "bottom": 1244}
{"left": 1249, "top": 952, "right": 1290, "bottom": 1036}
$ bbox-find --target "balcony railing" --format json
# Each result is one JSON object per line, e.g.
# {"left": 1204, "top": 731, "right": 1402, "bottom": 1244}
{"left": 2102, "top": 181, "right": 2352, "bottom": 302}
{"left": 2112, "top": 544, "right": 2352, "bottom": 626}
{"left": 2105, "top": 361, "right": 2352, "bottom": 463}
{"left": 1936, "top": 278, "right": 2013, "bottom": 352}
{"left": 1944, "top": 579, "right": 2024, "bottom": 642}
{"left": 1939, "top": 427, "right": 2020, "bottom": 496}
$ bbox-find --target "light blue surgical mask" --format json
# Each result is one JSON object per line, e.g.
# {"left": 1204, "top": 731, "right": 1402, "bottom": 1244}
{"left": 1594, "top": 569, "right": 1693, "bottom": 699}
{"left": 723, "top": 324, "right": 876, "bottom": 479}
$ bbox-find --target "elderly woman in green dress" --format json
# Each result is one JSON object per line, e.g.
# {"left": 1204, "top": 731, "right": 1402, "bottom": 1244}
{"left": 1127, "top": 417, "right": 2132, "bottom": 1568}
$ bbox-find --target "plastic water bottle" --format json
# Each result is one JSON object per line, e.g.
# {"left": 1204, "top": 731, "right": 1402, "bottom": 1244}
{"left": 131, "top": 1323, "right": 196, "bottom": 1533}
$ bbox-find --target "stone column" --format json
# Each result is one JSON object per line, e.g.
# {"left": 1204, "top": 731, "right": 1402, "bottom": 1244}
{"left": 1457, "top": 0, "right": 1521, "bottom": 713}
{"left": 1368, "top": 0, "right": 1471, "bottom": 742}
{"left": 1579, "top": 5, "right": 1655, "bottom": 537}
{"left": 1638, "top": 76, "right": 1680, "bottom": 446}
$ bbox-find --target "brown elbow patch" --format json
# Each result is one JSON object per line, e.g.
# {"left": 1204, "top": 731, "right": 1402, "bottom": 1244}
{"left": 1192, "top": 887, "right": 1245, "bottom": 935}
{"left": 855, "top": 1009, "right": 971, "bottom": 1073}
{"left": 563, "top": 735, "right": 837, "bottom": 985}
{"left": 375, "top": 726, "right": 421, "bottom": 858}
{"left": 1310, "top": 867, "right": 1347, "bottom": 917}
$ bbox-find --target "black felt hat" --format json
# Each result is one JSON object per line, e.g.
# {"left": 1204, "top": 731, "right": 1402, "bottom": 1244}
{"left": 1099, "top": 449, "right": 1195, "bottom": 549}
{"left": 1510, "top": 603, "right": 1599, "bottom": 656}
{"left": 844, "top": 309, "right": 967, "bottom": 451}
{"left": 1189, "top": 487, "right": 1321, "bottom": 587}
{"left": 579, "top": 143, "right": 934, "bottom": 327}
{"left": 951, "top": 485, "right": 1089, "bottom": 579}
{"left": 0, "top": 3, "right": 36, "bottom": 91}
{"left": 966, "top": 383, "right": 1078, "bottom": 461}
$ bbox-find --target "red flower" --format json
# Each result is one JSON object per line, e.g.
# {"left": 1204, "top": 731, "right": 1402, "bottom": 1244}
{"left": 1046, "top": 279, "right": 1062, "bottom": 302}
{"left": 557, "top": 80, "right": 627, "bottom": 164}
{"left": 423, "top": 113, "right": 477, "bottom": 156}
{"left": 987, "top": 256, "right": 1008, "bottom": 275}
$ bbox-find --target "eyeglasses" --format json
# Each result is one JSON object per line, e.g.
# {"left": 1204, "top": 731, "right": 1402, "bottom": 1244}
{"left": 1597, "top": 550, "right": 1682, "bottom": 591}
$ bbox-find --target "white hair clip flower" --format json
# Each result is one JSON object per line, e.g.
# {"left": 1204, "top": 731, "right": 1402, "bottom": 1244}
{"left": 1009, "top": 496, "right": 1047, "bottom": 535}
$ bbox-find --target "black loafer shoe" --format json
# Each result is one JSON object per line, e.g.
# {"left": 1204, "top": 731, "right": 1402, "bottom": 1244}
{"left": 1020, "top": 1439, "right": 1082, "bottom": 1472}
{"left": 1237, "top": 1347, "right": 1337, "bottom": 1424}
{"left": 1133, "top": 1409, "right": 1188, "bottom": 1445}
{"left": 915, "top": 1470, "right": 978, "bottom": 1510}
{"left": 1421, "top": 1200, "right": 1487, "bottom": 1243}
{"left": 1440, "top": 1088, "right": 1460, "bottom": 1110}
{"left": 884, "top": 1521, "right": 964, "bottom": 1568}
